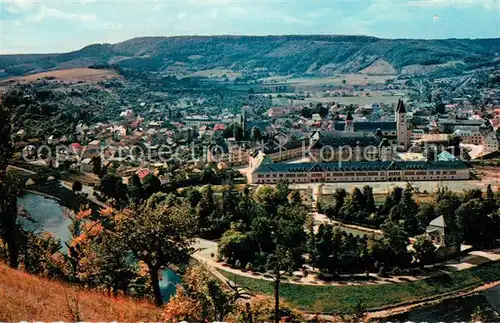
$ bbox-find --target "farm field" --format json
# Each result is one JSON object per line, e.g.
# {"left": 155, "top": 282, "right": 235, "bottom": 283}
{"left": 272, "top": 95, "right": 404, "bottom": 107}
{"left": 260, "top": 74, "right": 396, "bottom": 86}
{"left": 0, "top": 68, "right": 120, "bottom": 85}
{"left": 187, "top": 68, "right": 242, "bottom": 80}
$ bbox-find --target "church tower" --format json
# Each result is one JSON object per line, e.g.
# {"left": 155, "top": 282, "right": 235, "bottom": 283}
{"left": 345, "top": 111, "right": 354, "bottom": 132}
{"left": 396, "top": 99, "right": 409, "bottom": 151}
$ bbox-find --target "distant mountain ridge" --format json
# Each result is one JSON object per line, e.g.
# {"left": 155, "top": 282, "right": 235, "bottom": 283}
{"left": 1, "top": 35, "right": 499, "bottom": 78}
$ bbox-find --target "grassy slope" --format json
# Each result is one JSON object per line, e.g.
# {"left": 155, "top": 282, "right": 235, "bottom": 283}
{"left": 0, "top": 264, "right": 163, "bottom": 321}
{"left": 219, "top": 261, "right": 500, "bottom": 314}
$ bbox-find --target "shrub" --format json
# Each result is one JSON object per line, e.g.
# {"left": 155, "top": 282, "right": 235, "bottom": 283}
{"left": 245, "top": 263, "right": 253, "bottom": 272}
{"left": 235, "top": 259, "right": 242, "bottom": 269}
{"left": 392, "top": 267, "right": 402, "bottom": 276}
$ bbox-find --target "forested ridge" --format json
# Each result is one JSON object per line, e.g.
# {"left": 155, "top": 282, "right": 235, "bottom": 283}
{"left": 1, "top": 35, "right": 499, "bottom": 77}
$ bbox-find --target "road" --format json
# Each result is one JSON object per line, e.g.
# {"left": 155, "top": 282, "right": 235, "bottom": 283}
{"left": 60, "top": 180, "right": 108, "bottom": 209}
{"left": 292, "top": 179, "right": 499, "bottom": 196}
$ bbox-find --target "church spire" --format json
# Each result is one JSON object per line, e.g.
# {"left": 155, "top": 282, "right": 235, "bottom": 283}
{"left": 396, "top": 99, "right": 406, "bottom": 113}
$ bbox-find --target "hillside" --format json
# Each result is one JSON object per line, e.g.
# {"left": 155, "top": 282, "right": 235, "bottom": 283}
{"left": 0, "top": 263, "right": 163, "bottom": 321}
{"left": 1, "top": 35, "right": 499, "bottom": 78}
{"left": 0, "top": 68, "right": 121, "bottom": 91}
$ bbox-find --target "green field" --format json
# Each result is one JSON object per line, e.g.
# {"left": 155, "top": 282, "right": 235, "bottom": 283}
{"left": 218, "top": 261, "right": 500, "bottom": 314}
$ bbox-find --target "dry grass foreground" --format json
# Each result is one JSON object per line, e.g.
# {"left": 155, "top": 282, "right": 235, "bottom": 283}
{"left": 0, "top": 68, "right": 120, "bottom": 86}
{"left": 0, "top": 263, "right": 163, "bottom": 321}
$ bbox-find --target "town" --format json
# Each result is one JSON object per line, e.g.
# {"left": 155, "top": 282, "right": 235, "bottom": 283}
{"left": 1, "top": 32, "right": 500, "bottom": 322}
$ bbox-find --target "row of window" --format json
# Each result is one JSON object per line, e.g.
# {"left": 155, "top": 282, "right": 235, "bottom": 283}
{"left": 254, "top": 174, "right": 462, "bottom": 184}
{"left": 257, "top": 170, "right": 458, "bottom": 178}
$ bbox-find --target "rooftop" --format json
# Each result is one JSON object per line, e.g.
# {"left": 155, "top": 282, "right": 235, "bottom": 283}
{"left": 254, "top": 160, "right": 468, "bottom": 174}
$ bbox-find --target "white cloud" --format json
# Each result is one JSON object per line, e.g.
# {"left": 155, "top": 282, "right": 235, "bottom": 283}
{"left": 408, "top": 0, "right": 499, "bottom": 10}
{"left": 26, "top": 5, "right": 96, "bottom": 23}
{"left": 2, "top": 0, "right": 37, "bottom": 13}
{"left": 177, "top": 12, "right": 187, "bottom": 19}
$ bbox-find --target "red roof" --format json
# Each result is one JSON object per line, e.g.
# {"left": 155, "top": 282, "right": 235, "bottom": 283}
{"left": 136, "top": 168, "right": 151, "bottom": 180}
{"left": 213, "top": 124, "right": 225, "bottom": 131}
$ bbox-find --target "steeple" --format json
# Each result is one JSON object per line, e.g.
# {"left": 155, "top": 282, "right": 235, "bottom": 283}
{"left": 345, "top": 111, "right": 354, "bottom": 132}
{"left": 396, "top": 99, "right": 406, "bottom": 113}
{"left": 396, "top": 99, "right": 409, "bottom": 151}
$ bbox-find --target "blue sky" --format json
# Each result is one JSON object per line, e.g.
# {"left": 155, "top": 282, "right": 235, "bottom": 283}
{"left": 1, "top": 0, "right": 499, "bottom": 54}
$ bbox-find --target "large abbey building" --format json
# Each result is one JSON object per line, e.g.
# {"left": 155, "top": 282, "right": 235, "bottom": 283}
{"left": 328, "top": 99, "right": 409, "bottom": 151}
{"left": 247, "top": 100, "right": 470, "bottom": 184}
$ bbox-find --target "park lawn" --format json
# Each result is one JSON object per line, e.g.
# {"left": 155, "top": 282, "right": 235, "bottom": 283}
{"left": 218, "top": 261, "right": 500, "bottom": 314}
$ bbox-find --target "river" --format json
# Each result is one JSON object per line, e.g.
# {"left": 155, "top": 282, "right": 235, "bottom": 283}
{"left": 17, "top": 193, "right": 181, "bottom": 301}
{"left": 386, "top": 286, "right": 500, "bottom": 321}
{"left": 17, "top": 194, "right": 500, "bottom": 320}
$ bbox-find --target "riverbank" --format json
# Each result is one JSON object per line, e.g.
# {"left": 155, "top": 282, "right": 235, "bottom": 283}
{"left": 366, "top": 279, "right": 500, "bottom": 320}
{"left": 217, "top": 260, "right": 500, "bottom": 314}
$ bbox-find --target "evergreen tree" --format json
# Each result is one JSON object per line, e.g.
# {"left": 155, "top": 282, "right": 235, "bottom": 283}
{"left": 485, "top": 184, "right": 496, "bottom": 214}
{"left": 362, "top": 185, "right": 376, "bottom": 214}
{"left": 128, "top": 174, "right": 145, "bottom": 204}
{"left": 251, "top": 126, "right": 262, "bottom": 141}
{"left": 0, "top": 173, "right": 21, "bottom": 268}
{"left": 380, "top": 187, "right": 403, "bottom": 215}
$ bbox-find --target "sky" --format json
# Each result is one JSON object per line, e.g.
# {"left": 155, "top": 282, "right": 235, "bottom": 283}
{"left": 1, "top": 0, "right": 499, "bottom": 54}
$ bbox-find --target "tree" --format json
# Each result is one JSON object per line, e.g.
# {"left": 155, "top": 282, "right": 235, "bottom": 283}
{"left": 143, "top": 174, "right": 161, "bottom": 198}
{"left": 128, "top": 174, "right": 145, "bottom": 204}
{"left": 197, "top": 185, "right": 217, "bottom": 238}
{"left": 413, "top": 237, "right": 436, "bottom": 269}
{"left": 97, "top": 174, "right": 127, "bottom": 208}
{"left": 288, "top": 190, "right": 302, "bottom": 206}
{"left": 381, "top": 220, "right": 411, "bottom": 268}
{"left": 415, "top": 202, "right": 436, "bottom": 232}
{"left": 0, "top": 98, "right": 20, "bottom": 269}
{"left": 399, "top": 185, "right": 419, "bottom": 235}
{"left": 362, "top": 185, "right": 376, "bottom": 215}
{"left": 264, "top": 205, "right": 307, "bottom": 323}
{"left": 233, "top": 124, "right": 244, "bottom": 142}
{"left": 301, "top": 107, "right": 313, "bottom": 118}
{"left": 91, "top": 156, "right": 102, "bottom": 178}
{"left": 72, "top": 181, "right": 83, "bottom": 192}
{"left": 0, "top": 173, "right": 21, "bottom": 268}
{"left": 251, "top": 126, "right": 262, "bottom": 142}
{"left": 485, "top": 184, "right": 496, "bottom": 214}
{"left": 380, "top": 187, "right": 403, "bottom": 215}
{"left": 332, "top": 188, "right": 347, "bottom": 218}
{"left": 339, "top": 188, "right": 365, "bottom": 222}
{"left": 218, "top": 228, "right": 254, "bottom": 266}
{"left": 455, "top": 199, "right": 493, "bottom": 248}
{"left": 0, "top": 100, "right": 12, "bottom": 181}
{"left": 435, "top": 101, "right": 446, "bottom": 114}
{"left": 119, "top": 193, "right": 198, "bottom": 305}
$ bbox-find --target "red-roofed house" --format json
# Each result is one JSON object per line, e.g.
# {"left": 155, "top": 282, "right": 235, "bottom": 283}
{"left": 137, "top": 168, "right": 151, "bottom": 181}
{"left": 213, "top": 124, "right": 225, "bottom": 132}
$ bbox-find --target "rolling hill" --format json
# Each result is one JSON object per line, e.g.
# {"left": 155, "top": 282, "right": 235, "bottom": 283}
{"left": 1, "top": 35, "right": 499, "bottom": 78}
{"left": 0, "top": 263, "right": 163, "bottom": 321}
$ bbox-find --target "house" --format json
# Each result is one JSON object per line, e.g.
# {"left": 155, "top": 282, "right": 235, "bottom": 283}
{"left": 453, "top": 129, "right": 483, "bottom": 145}
{"left": 120, "top": 109, "right": 135, "bottom": 120}
{"left": 484, "top": 131, "right": 500, "bottom": 152}
{"left": 137, "top": 168, "right": 151, "bottom": 182}
{"left": 267, "top": 107, "right": 286, "bottom": 118}
{"left": 426, "top": 215, "right": 447, "bottom": 246}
